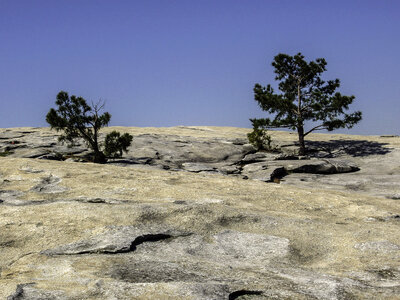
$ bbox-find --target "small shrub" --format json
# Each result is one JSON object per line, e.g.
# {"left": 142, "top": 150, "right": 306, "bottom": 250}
{"left": 0, "top": 150, "right": 13, "bottom": 157}
{"left": 247, "top": 126, "right": 272, "bottom": 151}
{"left": 104, "top": 131, "right": 133, "bottom": 158}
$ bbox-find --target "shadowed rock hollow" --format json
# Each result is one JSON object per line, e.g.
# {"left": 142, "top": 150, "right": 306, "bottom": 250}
{"left": 0, "top": 126, "right": 399, "bottom": 299}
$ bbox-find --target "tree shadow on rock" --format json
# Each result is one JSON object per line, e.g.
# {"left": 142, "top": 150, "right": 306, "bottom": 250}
{"left": 306, "top": 139, "right": 391, "bottom": 158}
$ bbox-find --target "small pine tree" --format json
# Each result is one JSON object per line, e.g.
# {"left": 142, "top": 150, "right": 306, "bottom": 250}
{"left": 104, "top": 130, "right": 133, "bottom": 158}
{"left": 247, "top": 124, "right": 272, "bottom": 151}
{"left": 46, "top": 91, "right": 132, "bottom": 163}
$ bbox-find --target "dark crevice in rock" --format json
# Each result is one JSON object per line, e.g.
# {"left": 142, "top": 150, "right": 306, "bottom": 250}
{"left": 93, "top": 233, "right": 173, "bottom": 254}
{"left": 7, "top": 283, "right": 35, "bottom": 300}
{"left": 127, "top": 234, "right": 172, "bottom": 252}
{"left": 268, "top": 167, "right": 288, "bottom": 183}
{"left": 228, "top": 290, "right": 263, "bottom": 300}
{"left": 45, "top": 233, "right": 176, "bottom": 255}
{"left": 18, "top": 131, "right": 37, "bottom": 134}
{"left": 275, "top": 154, "right": 303, "bottom": 160}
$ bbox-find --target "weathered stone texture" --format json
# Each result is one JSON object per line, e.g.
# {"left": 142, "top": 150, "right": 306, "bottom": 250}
{"left": 0, "top": 126, "right": 399, "bottom": 299}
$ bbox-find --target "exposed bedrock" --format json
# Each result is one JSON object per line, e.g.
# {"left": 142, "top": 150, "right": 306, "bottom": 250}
{"left": 11, "top": 226, "right": 387, "bottom": 300}
{"left": 1, "top": 127, "right": 399, "bottom": 299}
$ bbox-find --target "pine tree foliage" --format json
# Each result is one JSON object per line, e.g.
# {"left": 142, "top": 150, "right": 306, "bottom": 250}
{"left": 104, "top": 130, "right": 133, "bottom": 158}
{"left": 247, "top": 126, "right": 272, "bottom": 151}
{"left": 252, "top": 53, "right": 362, "bottom": 155}
{"left": 46, "top": 91, "right": 132, "bottom": 163}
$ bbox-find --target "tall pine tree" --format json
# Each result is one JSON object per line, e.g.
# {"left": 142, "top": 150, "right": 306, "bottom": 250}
{"left": 252, "top": 53, "right": 362, "bottom": 155}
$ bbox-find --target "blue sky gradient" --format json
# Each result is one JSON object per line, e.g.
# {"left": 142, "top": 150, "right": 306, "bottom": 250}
{"left": 1, "top": 0, "right": 399, "bottom": 134}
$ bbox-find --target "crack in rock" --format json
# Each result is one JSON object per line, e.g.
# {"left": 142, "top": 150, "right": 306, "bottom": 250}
{"left": 127, "top": 234, "right": 172, "bottom": 252}
{"left": 41, "top": 226, "right": 185, "bottom": 255}
{"left": 228, "top": 290, "right": 263, "bottom": 300}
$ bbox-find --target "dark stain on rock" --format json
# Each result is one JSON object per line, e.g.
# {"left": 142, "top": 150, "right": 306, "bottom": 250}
{"left": 289, "top": 245, "right": 321, "bottom": 265}
{"left": 165, "top": 178, "right": 182, "bottom": 185}
{"left": 371, "top": 268, "right": 398, "bottom": 279}
{"left": 111, "top": 261, "right": 204, "bottom": 283}
{"left": 173, "top": 200, "right": 187, "bottom": 205}
{"left": 217, "top": 214, "right": 261, "bottom": 227}
{"left": 0, "top": 239, "right": 17, "bottom": 247}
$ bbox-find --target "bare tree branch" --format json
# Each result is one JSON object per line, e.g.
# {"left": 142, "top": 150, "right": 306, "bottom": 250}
{"left": 304, "top": 124, "right": 326, "bottom": 136}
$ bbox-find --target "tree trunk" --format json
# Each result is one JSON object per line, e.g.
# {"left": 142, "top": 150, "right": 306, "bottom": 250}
{"left": 297, "top": 125, "right": 306, "bottom": 156}
{"left": 295, "top": 79, "right": 306, "bottom": 156}
{"left": 93, "top": 150, "right": 106, "bottom": 163}
{"left": 90, "top": 140, "right": 106, "bottom": 163}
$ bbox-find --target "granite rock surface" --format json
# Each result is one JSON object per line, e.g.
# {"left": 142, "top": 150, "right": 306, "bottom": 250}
{"left": 0, "top": 126, "right": 399, "bottom": 299}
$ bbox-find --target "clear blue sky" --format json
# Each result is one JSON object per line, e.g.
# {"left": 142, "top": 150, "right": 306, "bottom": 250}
{"left": 1, "top": 0, "right": 399, "bottom": 134}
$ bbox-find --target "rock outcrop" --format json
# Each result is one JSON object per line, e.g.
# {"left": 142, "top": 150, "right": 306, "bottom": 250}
{"left": 0, "top": 126, "right": 399, "bottom": 299}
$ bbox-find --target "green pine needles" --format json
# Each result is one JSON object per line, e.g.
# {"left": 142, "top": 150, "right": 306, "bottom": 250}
{"left": 247, "top": 126, "right": 272, "bottom": 151}
{"left": 251, "top": 53, "right": 362, "bottom": 155}
{"left": 46, "top": 91, "right": 133, "bottom": 163}
{"left": 104, "top": 131, "right": 133, "bottom": 158}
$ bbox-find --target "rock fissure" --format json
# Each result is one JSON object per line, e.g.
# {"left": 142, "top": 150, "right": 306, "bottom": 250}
{"left": 228, "top": 290, "right": 263, "bottom": 300}
{"left": 64, "top": 233, "right": 174, "bottom": 255}
{"left": 41, "top": 228, "right": 184, "bottom": 256}
{"left": 126, "top": 233, "right": 173, "bottom": 253}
